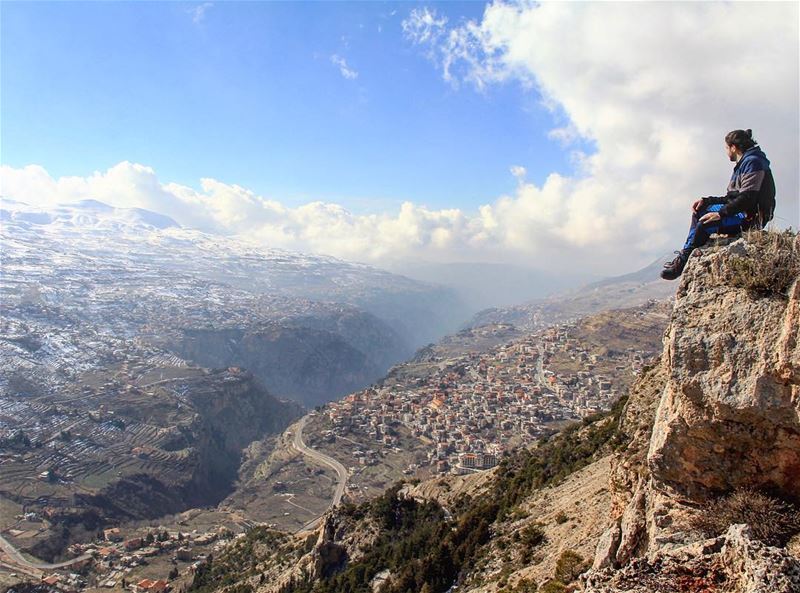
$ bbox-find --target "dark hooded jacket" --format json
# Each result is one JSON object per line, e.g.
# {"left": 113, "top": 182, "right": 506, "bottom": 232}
{"left": 704, "top": 146, "right": 776, "bottom": 226}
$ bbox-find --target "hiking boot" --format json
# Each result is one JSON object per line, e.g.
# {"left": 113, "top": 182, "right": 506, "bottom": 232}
{"left": 660, "top": 250, "right": 690, "bottom": 280}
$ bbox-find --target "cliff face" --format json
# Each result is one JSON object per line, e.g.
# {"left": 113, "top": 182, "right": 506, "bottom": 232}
{"left": 181, "top": 369, "right": 303, "bottom": 506}
{"left": 651, "top": 248, "right": 800, "bottom": 504}
{"left": 589, "top": 234, "right": 800, "bottom": 592}
{"left": 170, "top": 311, "right": 411, "bottom": 407}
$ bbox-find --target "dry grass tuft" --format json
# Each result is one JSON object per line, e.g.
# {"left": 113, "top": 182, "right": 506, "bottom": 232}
{"left": 716, "top": 228, "right": 799, "bottom": 297}
{"left": 690, "top": 489, "right": 800, "bottom": 547}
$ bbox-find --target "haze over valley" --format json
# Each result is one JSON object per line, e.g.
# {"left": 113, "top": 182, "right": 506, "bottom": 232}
{"left": 0, "top": 197, "right": 677, "bottom": 586}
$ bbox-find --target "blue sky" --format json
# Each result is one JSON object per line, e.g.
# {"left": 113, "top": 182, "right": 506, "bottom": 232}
{"left": 1, "top": 1, "right": 578, "bottom": 213}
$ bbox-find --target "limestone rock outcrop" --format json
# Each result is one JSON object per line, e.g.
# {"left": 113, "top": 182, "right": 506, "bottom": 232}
{"left": 586, "top": 524, "right": 800, "bottom": 593}
{"left": 313, "top": 516, "right": 349, "bottom": 579}
{"left": 589, "top": 235, "right": 800, "bottom": 588}
{"left": 309, "top": 511, "right": 381, "bottom": 581}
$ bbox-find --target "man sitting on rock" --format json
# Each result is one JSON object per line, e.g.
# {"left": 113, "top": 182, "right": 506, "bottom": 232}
{"left": 661, "top": 129, "right": 776, "bottom": 280}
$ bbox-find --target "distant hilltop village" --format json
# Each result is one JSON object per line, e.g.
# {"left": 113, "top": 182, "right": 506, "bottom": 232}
{"left": 23, "top": 523, "right": 233, "bottom": 591}
{"left": 321, "top": 302, "right": 668, "bottom": 476}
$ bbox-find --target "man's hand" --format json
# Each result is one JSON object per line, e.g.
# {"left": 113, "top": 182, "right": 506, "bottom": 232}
{"left": 692, "top": 199, "right": 704, "bottom": 212}
{"left": 699, "top": 211, "right": 721, "bottom": 225}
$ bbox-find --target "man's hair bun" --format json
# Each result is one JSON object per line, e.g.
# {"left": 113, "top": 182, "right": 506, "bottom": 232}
{"left": 725, "top": 129, "right": 757, "bottom": 151}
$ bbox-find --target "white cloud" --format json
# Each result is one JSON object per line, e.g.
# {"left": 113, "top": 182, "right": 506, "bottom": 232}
{"left": 547, "top": 124, "right": 581, "bottom": 148}
{"left": 188, "top": 2, "right": 213, "bottom": 25}
{"left": 402, "top": 7, "right": 448, "bottom": 46}
{"left": 403, "top": 1, "right": 799, "bottom": 254}
{"left": 0, "top": 161, "right": 592, "bottom": 270}
{"left": 331, "top": 54, "right": 359, "bottom": 80}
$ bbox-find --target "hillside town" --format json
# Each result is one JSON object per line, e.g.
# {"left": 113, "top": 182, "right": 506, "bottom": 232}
{"left": 2, "top": 519, "right": 233, "bottom": 592}
{"left": 322, "top": 302, "right": 668, "bottom": 475}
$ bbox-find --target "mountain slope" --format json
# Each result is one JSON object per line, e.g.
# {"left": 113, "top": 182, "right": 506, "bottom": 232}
{"left": 175, "top": 231, "right": 800, "bottom": 593}
{"left": 1, "top": 199, "right": 467, "bottom": 348}
{"left": 0, "top": 367, "right": 301, "bottom": 563}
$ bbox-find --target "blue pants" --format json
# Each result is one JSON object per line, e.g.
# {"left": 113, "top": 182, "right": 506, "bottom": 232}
{"left": 683, "top": 203, "right": 748, "bottom": 251}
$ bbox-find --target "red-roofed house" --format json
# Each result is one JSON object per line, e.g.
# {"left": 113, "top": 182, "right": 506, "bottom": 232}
{"left": 136, "top": 578, "right": 169, "bottom": 593}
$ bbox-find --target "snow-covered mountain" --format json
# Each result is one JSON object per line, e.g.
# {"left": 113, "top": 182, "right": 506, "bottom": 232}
{"left": 1, "top": 199, "right": 467, "bottom": 344}
{"left": 1, "top": 198, "right": 180, "bottom": 230}
{"left": 0, "top": 199, "right": 467, "bottom": 405}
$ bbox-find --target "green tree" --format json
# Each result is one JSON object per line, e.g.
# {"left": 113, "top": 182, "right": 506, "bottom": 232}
{"left": 554, "top": 550, "right": 588, "bottom": 584}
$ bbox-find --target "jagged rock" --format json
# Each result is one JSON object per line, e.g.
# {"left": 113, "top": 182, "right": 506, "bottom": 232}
{"left": 615, "top": 481, "right": 647, "bottom": 565}
{"left": 584, "top": 524, "right": 800, "bottom": 593}
{"left": 722, "top": 524, "right": 800, "bottom": 593}
{"left": 313, "top": 540, "right": 348, "bottom": 579}
{"left": 370, "top": 569, "right": 392, "bottom": 592}
{"left": 301, "top": 509, "right": 383, "bottom": 585}
{"left": 311, "top": 514, "right": 349, "bottom": 579}
{"left": 777, "top": 277, "right": 800, "bottom": 384}
{"left": 592, "top": 521, "right": 621, "bottom": 570}
{"left": 605, "top": 364, "right": 667, "bottom": 550}
{"left": 649, "top": 243, "right": 800, "bottom": 504}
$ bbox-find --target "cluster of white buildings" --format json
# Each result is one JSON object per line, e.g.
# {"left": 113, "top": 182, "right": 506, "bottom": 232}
{"left": 324, "top": 314, "right": 660, "bottom": 475}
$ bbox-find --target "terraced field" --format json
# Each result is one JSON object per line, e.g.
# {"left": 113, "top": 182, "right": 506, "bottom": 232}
{"left": 0, "top": 363, "right": 300, "bottom": 561}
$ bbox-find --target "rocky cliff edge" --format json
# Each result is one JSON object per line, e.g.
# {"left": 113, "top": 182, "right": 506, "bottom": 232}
{"left": 587, "top": 231, "right": 800, "bottom": 593}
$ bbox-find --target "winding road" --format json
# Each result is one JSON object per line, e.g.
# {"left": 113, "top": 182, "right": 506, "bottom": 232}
{"left": 290, "top": 414, "right": 348, "bottom": 532}
{"left": 0, "top": 532, "right": 92, "bottom": 572}
{"left": 1, "top": 414, "right": 347, "bottom": 567}
{"left": 536, "top": 345, "right": 548, "bottom": 386}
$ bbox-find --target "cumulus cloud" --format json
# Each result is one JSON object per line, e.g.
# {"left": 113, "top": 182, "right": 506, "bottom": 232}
{"left": 1, "top": 161, "right": 596, "bottom": 269}
{"left": 0, "top": 160, "right": 670, "bottom": 273}
{"left": 403, "top": 1, "right": 799, "bottom": 257}
{"left": 0, "top": 162, "right": 468, "bottom": 263}
{"left": 331, "top": 54, "right": 359, "bottom": 80}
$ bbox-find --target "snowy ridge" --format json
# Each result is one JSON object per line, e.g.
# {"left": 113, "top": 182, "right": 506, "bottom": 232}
{"left": 0, "top": 199, "right": 416, "bottom": 296}
{"left": 1, "top": 198, "right": 180, "bottom": 231}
